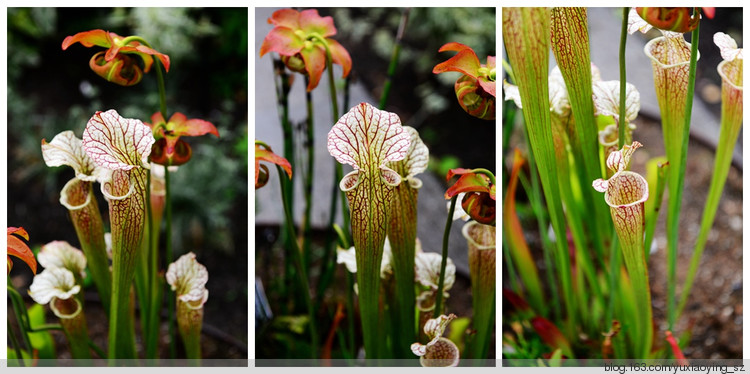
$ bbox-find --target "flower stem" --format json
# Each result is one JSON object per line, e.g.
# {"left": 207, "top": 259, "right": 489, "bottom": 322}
{"left": 618, "top": 7, "right": 628, "bottom": 149}
{"left": 433, "top": 196, "right": 457, "bottom": 319}
{"left": 278, "top": 164, "right": 319, "bottom": 359}
{"left": 7, "top": 319, "right": 25, "bottom": 366}
{"left": 667, "top": 12, "right": 701, "bottom": 331}
{"left": 379, "top": 8, "right": 410, "bottom": 109}
{"left": 302, "top": 77, "right": 315, "bottom": 270}
{"left": 165, "top": 166, "right": 177, "bottom": 359}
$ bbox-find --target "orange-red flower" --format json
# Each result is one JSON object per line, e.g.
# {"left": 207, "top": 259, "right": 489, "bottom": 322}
{"left": 259, "top": 9, "right": 352, "bottom": 91}
{"left": 7, "top": 227, "right": 37, "bottom": 275}
{"left": 146, "top": 112, "right": 219, "bottom": 166}
{"left": 62, "top": 29, "right": 170, "bottom": 86}
{"left": 635, "top": 7, "right": 715, "bottom": 33}
{"left": 255, "top": 141, "right": 292, "bottom": 189}
{"left": 445, "top": 168, "right": 496, "bottom": 225}
{"left": 433, "top": 42, "right": 496, "bottom": 120}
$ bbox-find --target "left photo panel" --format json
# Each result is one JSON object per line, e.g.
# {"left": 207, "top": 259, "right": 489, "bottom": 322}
{"left": 7, "top": 7, "right": 248, "bottom": 366}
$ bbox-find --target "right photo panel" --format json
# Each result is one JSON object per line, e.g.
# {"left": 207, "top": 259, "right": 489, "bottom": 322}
{"left": 501, "top": 7, "right": 742, "bottom": 366}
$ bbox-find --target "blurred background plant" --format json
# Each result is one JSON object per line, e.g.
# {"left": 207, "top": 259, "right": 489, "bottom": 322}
{"left": 7, "top": 7, "right": 248, "bottom": 360}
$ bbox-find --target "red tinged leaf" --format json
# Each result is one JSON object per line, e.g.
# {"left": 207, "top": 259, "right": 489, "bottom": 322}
{"left": 502, "top": 288, "right": 530, "bottom": 313}
{"left": 665, "top": 331, "right": 689, "bottom": 365}
{"left": 8, "top": 227, "right": 37, "bottom": 275}
{"left": 531, "top": 316, "right": 573, "bottom": 358}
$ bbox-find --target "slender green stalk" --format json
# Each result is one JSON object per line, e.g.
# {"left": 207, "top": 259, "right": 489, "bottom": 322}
{"left": 433, "top": 196, "right": 457, "bottom": 319}
{"left": 302, "top": 77, "right": 315, "bottom": 270}
{"left": 165, "top": 167, "right": 176, "bottom": 359}
{"left": 667, "top": 15, "right": 701, "bottom": 330}
{"left": 379, "top": 8, "right": 410, "bottom": 109}
{"left": 272, "top": 58, "right": 297, "bottom": 313}
{"left": 618, "top": 7, "right": 628, "bottom": 149}
{"left": 644, "top": 158, "right": 669, "bottom": 262}
{"left": 136, "top": 174, "right": 154, "bottom": 359}
{"left": 8, "top": 319, "right": 26, "bottom": 366}
{"left": 278, "top": 164, "right": 319, "bottom": 359}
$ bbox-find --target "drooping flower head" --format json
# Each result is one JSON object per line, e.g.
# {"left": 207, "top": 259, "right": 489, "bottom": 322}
{"left": 434, "top": 42, "right": 496, "bottom": 120}
{"left": 255, "top": 140, "right": 292, "bottom": 189}
{"left": 145, "top": 112, "right": 219, "bottom": 166}
{"left": 260, "top": 8, "right": 352, "bottom": 91}
{"left": 7, "top": 227, "right": 36, "bottom": 275}
{"left": 634, "top": 7, "right": 714, "bottom": 33}
{"left": 411, "top": 314, "right": 460, "bottom": 367}
{"left": 445, "top": 168, "right": 496, "bottom": 226}
{"left": 62, "top": 30, "right": 170, "bottom": 86}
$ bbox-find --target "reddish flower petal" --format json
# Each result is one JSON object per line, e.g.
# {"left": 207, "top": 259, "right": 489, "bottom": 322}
{"left": 478, "top": 77, "right": 496, "bottom": 98}
{"left": 129, "top": 44, "right": 171, "bottom": 72}
{"left": 268, "top": 8, "right": 301, "bottom": 29}
{"left": 461, "top": 192, "right": 495, "bottom": 225}
{"left": 300, "top": 46, "right": 327, "bottom": 91}
{"left": 328, "top": 39, "right": 352, "bottom": 78}
{"left": 486, "top": 56, "right": 496, "bottom": 70}
{"left": 8, "top": 227, "right": 37, "bottom": 275}
{"left": 437, "top": 42, "right": 472, "bottom": 53}
{"left": 62, "top": 29, "right": 113, "bottom": 50}
{"left": 260, "top": 27, "right": 305, "bottom": 57}
{"left": 89, "top": 52, "right": 143, "bottom": 86}
{"left": 445, "top": 167, "right": 474, "bottom": 181}
{"left": 148, "top": 112, "right": 167, "bottom": 130}
{"left": 8, "top": 227, "right": 29, "bottom": 241}
{"left": 433, "top": 47, "right": 481, "bottom": 78}
{"left": 702, "top": 7, "right": 715, "bottom": 19}
{"left": 445, "top": 173, "right": 491, "bottom": 199}
{"left": 255, "top": 143, "right": 292, "bottom": 186}
{"left": 299, "top": 9, "right": 337, "bottom": 38}
{"left": 169, "top": 113, "right": 219, "bottom": 138}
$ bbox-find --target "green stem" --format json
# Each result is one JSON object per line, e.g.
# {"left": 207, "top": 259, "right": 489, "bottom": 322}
{"left": 379, "top": 8, "right": 410, "bottom": 109}
{"left": 618, "top": 7, "right": 628, "bottom": 149}
{"left": 667, "top": 13, "right": 701, "bottom": 331}
{"left": 433, "top": 196, "right": 457, "bottom": 318}
{"left": 274, "top": 59, "right": 296, "bottom": 311}
{"left": 8, "top": 319, "right": 26, "bottom": 366}
{"left": 165, "top": 166, "right": 176, "bottom": 359}
{"left": 278, "top": 164, "right": 319, "bottom": 360}
{"left": 302, "top": 77, "right": 315, "bottom": 270}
